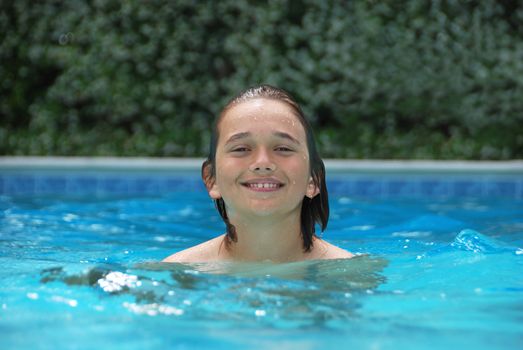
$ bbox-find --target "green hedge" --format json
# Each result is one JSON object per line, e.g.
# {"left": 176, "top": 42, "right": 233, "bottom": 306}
{"left": 1, "top": 0, "right": 522, "bottom": 159}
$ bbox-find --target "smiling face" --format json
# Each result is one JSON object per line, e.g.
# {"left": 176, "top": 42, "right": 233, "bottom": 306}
{"left": 206, "top": 98, "right": 319, "bottom": 220}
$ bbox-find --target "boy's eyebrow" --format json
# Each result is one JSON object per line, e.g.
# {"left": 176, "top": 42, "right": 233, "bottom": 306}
{"left": 225, "top": 132, "right": 251, "bottom": 145}
{"left": 273, "top": 131, "right": 301, "bottom": 145}
{"left": 224, "top": 131, "right": 301, "bottom": 145}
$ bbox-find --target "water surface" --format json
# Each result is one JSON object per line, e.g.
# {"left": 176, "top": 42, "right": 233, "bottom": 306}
{"left": 1, "top": 173, "right": 522, "bottom": 349}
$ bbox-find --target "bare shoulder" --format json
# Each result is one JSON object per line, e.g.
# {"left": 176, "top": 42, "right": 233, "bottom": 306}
{"left": 162, "top": 235, "right": 226, "bottom": 263}
{"left": 316, "top": 239, "right": 354, "bottom": 260}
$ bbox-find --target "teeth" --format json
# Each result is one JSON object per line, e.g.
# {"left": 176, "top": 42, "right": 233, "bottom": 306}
{"left": 249, "top": 183, "right": 279, "bottom": 189}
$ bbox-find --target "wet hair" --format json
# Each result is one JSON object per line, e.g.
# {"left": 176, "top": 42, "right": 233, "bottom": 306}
{"left": 202, "top": 84, "right": 329, "bottom": 252}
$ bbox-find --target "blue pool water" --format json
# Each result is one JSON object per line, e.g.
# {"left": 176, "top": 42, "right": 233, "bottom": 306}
{"left": 1, "top": 168, "right": 522, "bottom": 349}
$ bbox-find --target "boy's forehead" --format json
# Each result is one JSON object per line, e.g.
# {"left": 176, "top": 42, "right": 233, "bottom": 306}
{"left": 219, "top": 99, "right": 305, "bottom": 136}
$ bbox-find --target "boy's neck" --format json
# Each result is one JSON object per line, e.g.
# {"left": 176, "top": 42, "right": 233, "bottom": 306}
{"left": 223, "top": 212, "right": 309, "bottom": 262}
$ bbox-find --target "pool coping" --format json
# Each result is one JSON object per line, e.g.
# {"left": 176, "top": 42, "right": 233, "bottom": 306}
{"left": 1, "top": 156, "right": 522, "bottom": 173}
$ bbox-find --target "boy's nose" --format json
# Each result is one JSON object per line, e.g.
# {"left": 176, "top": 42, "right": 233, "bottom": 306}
{"left": 251, "top": 164, "right": 276, "bottom": 172}
{"left": 249, "top": 150, "right": 276, "bottom": 173}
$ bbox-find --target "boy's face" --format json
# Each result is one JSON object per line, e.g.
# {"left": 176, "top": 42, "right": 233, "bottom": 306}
{"left": 206, "top": 98, "right": 318, "bottom": 220}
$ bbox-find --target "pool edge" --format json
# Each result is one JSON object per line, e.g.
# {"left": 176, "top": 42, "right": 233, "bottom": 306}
{"left": 1, "top": 156, "right": 522, "bottom": 173}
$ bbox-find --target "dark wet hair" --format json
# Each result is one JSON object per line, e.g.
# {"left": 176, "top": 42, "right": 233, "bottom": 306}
{"left": 202, "top": 84, "right": 329, "bottom": 252}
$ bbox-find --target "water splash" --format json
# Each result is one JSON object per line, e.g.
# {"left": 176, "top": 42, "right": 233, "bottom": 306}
{"left": 416, "top": 229, "right": 523, "bottom": 260}
{"left": 36, "top": 257, "right": 387, "bottom": 325}
{"left": 450, "top": 229, "right": 520, "bottom": 254}
{"left": 98, "top": 271, "right": 139, "bottom": 292}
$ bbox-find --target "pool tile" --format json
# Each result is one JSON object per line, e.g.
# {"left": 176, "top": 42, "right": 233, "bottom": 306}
{"left": 35, "top": 176, "right": 67, "bottom": 193}
{"left": 4, "top": 175, "right": 35, "bottom": 194}
{"left": 453, "top": 181, "right": 484, "bottom": 197}
{"left": 67, "top": 177, "right": 99, "bottom": 194}
{"left": 1, "top": 172, "right": 521, "bottom": 200}
{"left": 387, "top": 181, "right": 420, "bottom": 197}
{"left": 484, "top": 181, "right": 516, "bottom": 197}
{"left": 356, "top": 180, "right": 385, "bottom": 197}
{"left": 420, "top": 181, "right": 451, "bottom": 197}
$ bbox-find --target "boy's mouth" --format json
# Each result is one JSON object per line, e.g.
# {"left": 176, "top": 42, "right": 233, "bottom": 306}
{"left": 241, "top": 179, "right": 284, "bottom": 191}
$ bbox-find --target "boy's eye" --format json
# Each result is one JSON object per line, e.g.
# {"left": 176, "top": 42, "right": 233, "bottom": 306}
{"left": 275, "top": 146, "right": 293, "bottom": 152}
{"left": 231, "top": 147, "right": 249, "bottom": 152}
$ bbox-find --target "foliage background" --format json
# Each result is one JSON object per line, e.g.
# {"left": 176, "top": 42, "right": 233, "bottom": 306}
{"left": 1, "top": 0, "right": 522, "bottom": 159}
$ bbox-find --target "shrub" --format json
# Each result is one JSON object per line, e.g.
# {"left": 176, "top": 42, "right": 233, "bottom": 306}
{"left": 1, "top": 0, "right": 522, "bottom": 159}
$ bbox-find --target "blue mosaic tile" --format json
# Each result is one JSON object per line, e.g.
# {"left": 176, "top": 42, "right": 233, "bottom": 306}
{"left": 517, "top": 181, "right": 523, "bottom": 199}
{"left": 351, "top": 180, "right": 384, "bottom": 197}
{"left": 36, "top": 176, "right": 67, "bottom": 193}
{"left": 326, "top": 180, "right": 350, "bottom": 194}
{"left": 67, "top": 177, "right": 100, "bottom": 194}
{"left": 7, "top": 175, "right": 36, "bottom": 194}
{"left": 387, "top": 180, "right": 420, "bottom": 196}
{"left": 127, "top": 178, "right": 152, "bottom": 194}
{"left": 1, "top": 171, "right": 522, "bottom": 200}
{"left": 484, "top": 181, "right": 517, "bottom": 197}
{"left": 419, "top": 180, "right": 451, "bottom": 197}
{"left": 453, "top": 181, "right": 484, "bottom": 197}
{"left": 100, "top": 177, "right": 128, "bottom": 194}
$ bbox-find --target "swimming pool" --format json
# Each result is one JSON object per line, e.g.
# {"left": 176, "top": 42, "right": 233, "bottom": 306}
{"left": 1, "top": 160, "right": 522, "bottom": 350}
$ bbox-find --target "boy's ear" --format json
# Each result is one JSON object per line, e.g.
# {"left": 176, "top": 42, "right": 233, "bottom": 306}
{"left": 306, "top": 177, "right": 320, "bottom": 199}
{"left": 202, "top": 162, "right": 221, "bottom": 199}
